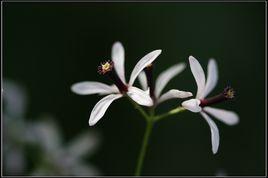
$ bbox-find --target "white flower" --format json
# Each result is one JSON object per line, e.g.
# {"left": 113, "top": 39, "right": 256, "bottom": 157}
{"left": 138, "top": 63, "right": 193, "bottom": 105}
{"left": 182, "top": 56, "right": 239, "bottom": 154}
{"left": 71, "top": 42, "right": 162, "bottom": 126}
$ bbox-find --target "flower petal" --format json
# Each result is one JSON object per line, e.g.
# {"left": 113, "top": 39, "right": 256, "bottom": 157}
{"left": 128, "top": 50, "right": 162, "bottom": 86}
{"left": 181, "top": 99, "right": 202, "bottom": 112}
{"left": 203, "top": 106, "right": 239, "bottom": 125}
{"left": 155, "top": 63, "right": 186, "bottom": 98}
{"left": 138, "top": 71, "right": 148, "bottom": 91}
{"left": 157, "top": 89, "right": 193, "bottom": 104}
{"left": 202, "top": 59, "right": 218, "bottom": 98}
{"left": 127, "top": 86, "right": 153, "bottom": 106}
{"left": 200, "top": 112, "right": 220, "bottom": 154}
{"left": 89, "top": 94, "right": 122, "bottom": 126}
{"left": 71, "top": 81, "right": 119, "bottom": 95}
{"left": 111, "top": 41, "right": 126, "bottom": 84}
{"left": 189, "top": 56, "right": 206, "bottom": 99}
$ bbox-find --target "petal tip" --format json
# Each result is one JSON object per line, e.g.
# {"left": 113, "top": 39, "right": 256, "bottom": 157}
{"left": 189, "top": 55, "right": 199, "bottom": 63}
{"left": 88, "top": 118, "right": 94, "bottom": 126}
{"left": 88, "top": 112, "right": 102, "bottom": 126}
{"left": 70, "top": 83, "right": 81, "bottom": 95}
{"left": 88, "top": 116, "right": 97, "bottom": 126}
{"left": 153, "top": 49, "right": 162, "bottom": 55}
{"left": 209, "top": 58, "right": 216, "bottom": 62}
{"left": 174, "top": 62, "right": 187, "bottom": 71}
{"left": 189, "top": 56, "right": 195, "bottom": 63}
{"left": 189, "top": 55, "right": 195, "bottom": 60}
{"left": 188, "top": 92, "right": 193, "bottom": 97}
{"left": 181, "top": 62, "right": 187, "bottom": 68}
{"left": 113, "top": 41, "right": 123, "bottom": 47}
{"left": 88, "top": 121, "right": 95, "bottom": 127}
{"left": 212, "top": 143, "right": 219, "bottom": 154}
{"left": 208, "top": 58, "right": 217, "bottom": 67}
{"left": 70, "top": 84, "right": 76, "bottom": 92}
{"left": 232, "top": 115, "right": 240, "bottom": 125}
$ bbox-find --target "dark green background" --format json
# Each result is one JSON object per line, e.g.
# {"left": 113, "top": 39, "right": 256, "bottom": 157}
{"left": 3, "top": 2, "right": 265, "bottom": 176}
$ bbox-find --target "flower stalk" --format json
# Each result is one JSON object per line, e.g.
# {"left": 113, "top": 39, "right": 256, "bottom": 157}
{"left": 131, "top": 100, "right": 187, "bottom": 175}
{"left": 154, "top": 107, "right": 186, "bottom": 122}
{"left": 135, "top": 118, "right": 154, "bottom": 176}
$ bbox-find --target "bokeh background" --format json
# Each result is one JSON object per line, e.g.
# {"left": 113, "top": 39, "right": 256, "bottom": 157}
{"left": 3, "top": 2, "right": 265, "bottom": 176}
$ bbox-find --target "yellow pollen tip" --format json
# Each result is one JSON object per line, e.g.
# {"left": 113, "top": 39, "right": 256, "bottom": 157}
{"left": 102, "top": 62, "right": 111, "bottom": 71}
{"left": 226, "top": 90, "right": 234, "bottom": 98}
{"left": 98, "top": 60, "right": 113, "bottom": 75}
{"left": 224, "top": 87, "right": 235, "bottom": 99}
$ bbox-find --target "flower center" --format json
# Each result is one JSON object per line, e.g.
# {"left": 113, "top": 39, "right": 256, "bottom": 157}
{"left": 223, "top": 86, "right": 235, "bottom": 99}
{"left": 98, "top": 60, "right": 114, "bottom": 75}
{"left": 200, "top": 86, "right": 235, "bottom": 107}
{"left": 98, "top": 60, "right": 128, "bottom": 93}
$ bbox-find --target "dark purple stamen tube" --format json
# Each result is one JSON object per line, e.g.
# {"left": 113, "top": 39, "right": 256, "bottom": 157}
{"left": 200, "top": 86, "right": 235, "bottom": 107}
{"left": 144, "top": 64, "right": 156, "bottom": 100}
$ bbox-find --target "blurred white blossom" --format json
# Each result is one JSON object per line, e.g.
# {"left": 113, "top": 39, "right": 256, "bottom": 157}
{"left": 3, "top": 79, "right": 101, "bottom": 176}
{"left": 3, "top": 80, "right": 28, "bottom": 175}
{"left": 27, "top": 117, "right": 101, "bottom": 176}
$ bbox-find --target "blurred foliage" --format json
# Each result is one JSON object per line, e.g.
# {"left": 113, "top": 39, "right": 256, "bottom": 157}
{"left": 3, "top": 80, "right": 101, "bottom": 176}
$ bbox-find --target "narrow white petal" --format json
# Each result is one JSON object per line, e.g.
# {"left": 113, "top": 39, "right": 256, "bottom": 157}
{"left": 129, "top": 50, "right": 162, "bottom": 86}
{"left": 200, "top": 112, "right": 220, "bottom": 154}
{"left": 203, "top": 107, "right": 239, "bottom": 125}
{"left": 155, "top": 63, "right": 186, "bottom": 98}
{"left": 71, "top": 82, "right": 119, "bottom": 95}
{"left": 89, "top": 94, "right": 122, "bottom": 126}
{"left": 181, "top": 99, "right": 202, "bottom": 112}
{"left": 106, "top": 85, "right": 120, "bottom": 95}
{"left": 112, "top": 42, "right": 126, "bottom": 84}
{"left": 202, "top": 59, "right": 218, "bottom": 98}
{"left": 127, "top": 86, "right": 153, "bottom": 106}
{"left": 138, "top": 71, "right": 148, "bottom": 91}
{"left": 189, "top": 56, "right": 206, "bottom": 99}
{"left": 157, "top": 89, "right": 193, "bottom": 104}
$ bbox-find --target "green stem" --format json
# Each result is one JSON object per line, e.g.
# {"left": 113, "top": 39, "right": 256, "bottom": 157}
{"left": 127, "top": 95, "right": 186, "bottom": 175}
{"left": 154, "top": 107, "right": 185, "bottom": 122}
{"left": 135, "top": 119, "right": 154, "bottom": 176}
